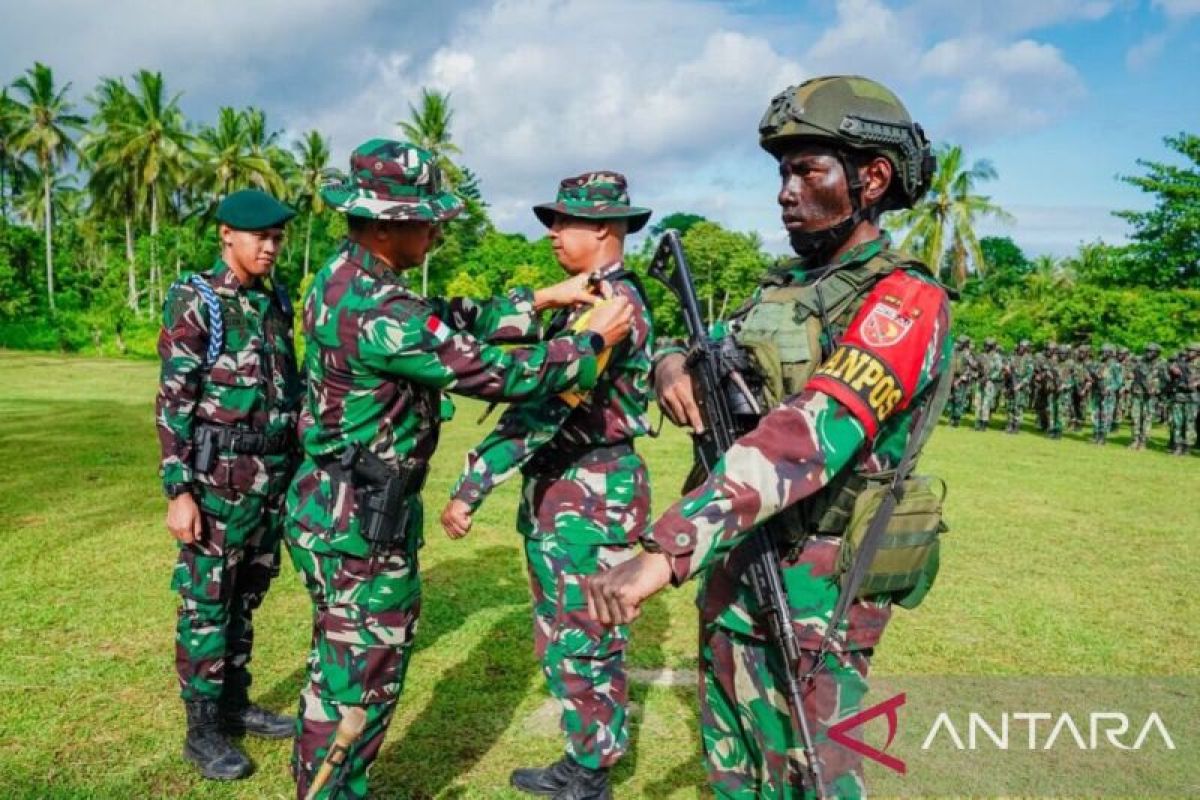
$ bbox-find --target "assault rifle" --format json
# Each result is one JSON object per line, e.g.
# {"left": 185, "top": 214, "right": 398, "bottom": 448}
{"left": 648, "top": 230, "right": 828, "bottom": 799}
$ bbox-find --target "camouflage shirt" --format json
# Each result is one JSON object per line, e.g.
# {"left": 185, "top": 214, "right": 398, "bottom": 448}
{"left": 451, "top": 262, "right": 654, "bottom": 511}
{"left": 647, "top": 245, "right": 952, "bottom": 652}
{"left": 288, "top": 240, "right": 603, "bottom": 557}
{"left": 155, "top": 259, "right": 302, "bottom": 496}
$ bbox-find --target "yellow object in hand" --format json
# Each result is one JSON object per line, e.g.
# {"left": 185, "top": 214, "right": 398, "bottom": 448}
{"left": 560, "top": 300, "right": 614, "bottom": 408}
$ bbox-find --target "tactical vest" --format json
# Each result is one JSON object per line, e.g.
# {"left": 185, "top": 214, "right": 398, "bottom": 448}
{"left": 734, "top": 250, "right": 926, "bottom": 407}
{"left": 731, "top": 249, "right": 946, "bottom": 604}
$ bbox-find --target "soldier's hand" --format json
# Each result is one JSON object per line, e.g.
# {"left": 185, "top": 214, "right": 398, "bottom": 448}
{"left": 655, "top": 352, "right": 704, "bottom": 432}
{"left": 584, "top": 551, "right": 673, "bottom": 626}
{"left": 534, "top": 272, "right": 601, "bottom": 311}
{"left": 167, "top": 493, "right": 202, "bottom": 545}
{"left": 441, "top": 499, "right": 473, "bottom": 540}
{"left": 584, "top": 295, "right": 634, "bottom": 348}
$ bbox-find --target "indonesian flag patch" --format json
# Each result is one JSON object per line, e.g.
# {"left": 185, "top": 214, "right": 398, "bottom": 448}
{"left": 425, "top": 315, "right": 452, "bottom": 343}
{"left": 859, "top": 301, "right": 914, "bottom": 348}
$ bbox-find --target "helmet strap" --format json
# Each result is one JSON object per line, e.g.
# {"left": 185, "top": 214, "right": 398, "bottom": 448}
{"left": 790, "top": 150, "right": 869, "bottom": 265}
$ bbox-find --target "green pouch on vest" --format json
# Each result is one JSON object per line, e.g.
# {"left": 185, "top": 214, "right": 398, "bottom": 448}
{"left": 835, "top": 474, "right": 947, "bottom": 606}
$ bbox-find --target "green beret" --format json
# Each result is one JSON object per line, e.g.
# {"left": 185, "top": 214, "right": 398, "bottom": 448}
{"left": 215, "top": 189, "right": 296, "bottom": 230}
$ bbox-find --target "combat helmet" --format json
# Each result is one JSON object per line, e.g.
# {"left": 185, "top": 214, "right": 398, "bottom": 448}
{"left": 1019, "top": 339, "right": 1031, "bottom": 350}
{"left": 984, "top": 337, "right": 997, "bottom": 349}
{"left": 1146, "top": 342, "right": 1161, "bottom": 355}
{"left": 957, "top": 335, "right": 972, "bottom": 348}
{"left": 1101, "top": 343, "right": 1115, "bottom": 355}
{"left": 759, "top": 76, "right": 935, "bottom": 212}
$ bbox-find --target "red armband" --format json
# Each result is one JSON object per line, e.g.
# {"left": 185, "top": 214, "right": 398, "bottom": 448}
{"left": 808, "top": 270, "right": 945, "bottom": 438}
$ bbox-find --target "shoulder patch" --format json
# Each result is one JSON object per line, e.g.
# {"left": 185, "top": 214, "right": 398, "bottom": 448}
{"left": 425, "top": 315, "right": 452, "bottom": 343}
{"left": 807, "top": 270, "right": 946, "bottom": 437}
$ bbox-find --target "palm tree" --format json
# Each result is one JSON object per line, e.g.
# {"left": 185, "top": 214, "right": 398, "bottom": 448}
{"left": 0, "top": 89, "right": 36, "bottom": 222}
{"left": 399, "top": 88, "right": 462, "bottom": 293}
{"left": 86, "top": 71, "right": 193, "bottom": 312}
{"left": 890, "top": 143, "right": 1013, "bottom": 289}
{"left": 84, "top": 77, "right": 141, "bottom": 312}
{"left": 190, "top": 107, "right": 286, "bottom": 210}
{"left": 291, "top": 130, "right": 330, "bottom": 277}
{"left": 8, "top": 62, "right": 86, "bottom": 311}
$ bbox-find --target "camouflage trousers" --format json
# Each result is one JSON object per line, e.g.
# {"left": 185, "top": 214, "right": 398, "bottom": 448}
{"left": 1006, "top": 389, "right": 1028, "bottom": 426}
{"left": 701, "top": 625, "right": 872, "bottom": 799}
{"left": 1092, "top": 392, "right": 1116, "bottom": 438}
{"left": 286, "top": 540, "right": 421, "bottom": 800}
{"left": 523, "top": 536, "right": 638, "bottom": 769}
{"left": 1130, "top": 395, "right": 1156, "bottom": 442}
{"left": 974, "top": 381, "right": 998, "bottom": 423}
{"left": 516, "top": 452, "right": 649, "bottom": 770}
{"left": 1168, "top": 398, "right": 1198, "bottom": 449}
{"left": 1049, "top": 390, "right": 1073, "bottom": 436}
{"left": 947, "top": 382, "right": 971, "bottom": 423}
{"left": 172, "top": 486, "right": 283, "bottom": 702}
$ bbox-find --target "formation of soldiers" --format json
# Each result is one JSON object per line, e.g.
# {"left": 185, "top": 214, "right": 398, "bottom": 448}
{"left": 948, "top": 337, "right": 1200, "bottom": 455}
{"left": 154, "top": 74, "right": 978, "bottom": 800}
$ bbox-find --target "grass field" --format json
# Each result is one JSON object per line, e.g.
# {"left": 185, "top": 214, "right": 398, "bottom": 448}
{"left": 0, "top": 349, "right": 1196, "bottom": 799}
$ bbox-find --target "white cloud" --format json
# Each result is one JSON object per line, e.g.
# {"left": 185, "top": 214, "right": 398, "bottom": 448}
{"left": 1153, "top": 0, "right": 1200, "bottom": 19}
{"left": 907, "top": 0, "right": 1116, "bottom": 36}
{"left": 296, "top": 0, "right": 802, "bottom": 233}
{"left": 803, "top": 0, "right": 923, "bottom": 79}
{"left": 978, "top": 204, "right": 1131, "bottom": 257}
{"left": 1126, "top": 32, "right": 1170, "bottom": 70}
{"left": 919, "top": 37, "right": 1085, "bottom": 139}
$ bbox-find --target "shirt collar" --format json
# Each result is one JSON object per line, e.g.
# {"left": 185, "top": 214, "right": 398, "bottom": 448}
{"left": 341, "top": 240, "right": 410, "bottom": 287}
{"left": 209, "top": 258, "right": 263, "bottom": 295}
{"left": 764, "top": 232, "right": 891, "bottom": 286}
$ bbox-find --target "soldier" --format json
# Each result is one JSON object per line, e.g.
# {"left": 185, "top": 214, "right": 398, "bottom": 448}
{"left": 1129, "top": 342, "right": 1165, "bottom": 450}
{"left": 948, "top": 336, "right": 975, "bottom": 427}
{"left": 974, "top": 337, "right": 1003, "bottom": 431}
{"left": 586, "top": 75, "right": 950, "bottom": 799}
{"left": 1091, "top": 343, "right": 1122, "bottom": 445}
{"left": 1165, "top": 345, "right": 1198, "bottom": 455}
{"left": 1005, "top": 339, "right": 1034, "bottom": 434}
{"left": 1071, "top": 344, "right": 1091, "bottom": 432}
{"left": 1051, "top": 344, "right": 1075, "bottom": 440}
{"left": 1116, "top": 346, "right": 1133, "bottom": 433}
{"left": 157, "top": 189, "right": 302, "bottom": 780}
{"left": 1033, "top": 340, "right": 1056, "bottom": 432}
{"left": 284, "top": 140, "right": 635, "bottom": 800}
{"left": 441, "top": 172, "right": 655, "bottom": 799}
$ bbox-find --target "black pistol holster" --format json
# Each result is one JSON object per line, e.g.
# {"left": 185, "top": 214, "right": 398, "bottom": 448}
{"left": 324, "top": 444, "right": 429, "bottom": 553}
{"left": 193, "top": 422, "right": 294, "bottom": 475}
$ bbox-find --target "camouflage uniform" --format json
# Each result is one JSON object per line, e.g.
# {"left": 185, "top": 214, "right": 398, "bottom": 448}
{"left": 1115, "top": 347, "right": 1133, "bottom": 431}
{"left": 1050, "top": 345, "right": 1075, "bottom": 439}
{"left": 1005, "top": 341, "right": 1034, "bottom": 434}
{"left": 157, "top": 188, "right": 303, "bottom": 780}
{"left": 1165, "top": 347, "right": 1198, "bottom": 455}
{"left": 286, "top": 141, "right": 608, "bottom": 800}
{"left": 1032, "top": 342, "right": 1056, "bottom": 432}
{"left": 1070, "top": 345, "right": 1091, "bottom": 432}
{"left": 973, "top": 340, "right": 1003, "bottom": 430}
{"left": 947, "top": 337, "right": 974, "bottom": 426}
{"left": 452, "top": 174, "right": 656, "bottom": 782}
{"left": 1090, "top": 345, "right": 1122, "bottom": 444}
{"left": 647, "top": 237, "right": 951, "bottom": 799}
{"left": 1129, "top": 344, "right": 1165, "bottom": 449}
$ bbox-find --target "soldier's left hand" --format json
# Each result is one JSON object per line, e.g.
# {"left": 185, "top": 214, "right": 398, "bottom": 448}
{"left": 440, "top": 499, "right": 473, "bottom": 539}
{"left": 584, "top": 551, "right": 673, "bottom": 626}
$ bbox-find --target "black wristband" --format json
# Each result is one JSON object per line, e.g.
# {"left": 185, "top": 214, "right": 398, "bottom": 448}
{"left": 164, "top": 482, "right": 193, "bottom": 499}
{"left": 588, "top": 332, "right": 606, "bottom": 353}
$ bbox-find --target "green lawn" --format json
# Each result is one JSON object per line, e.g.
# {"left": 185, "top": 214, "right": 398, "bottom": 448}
{"left": 0, "top": 350, "right": 1196, "bottom": 799}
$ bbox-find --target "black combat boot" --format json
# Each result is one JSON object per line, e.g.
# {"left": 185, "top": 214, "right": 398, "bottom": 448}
{"left": 974, "top": 419, "right": 985, "bottom": 432}
{"left": 554, "top": 764, "right": 611, "bottom": 800}
{"left": 951, "top": 417, "right": 960, "bottom": 428}
{"left": 220, "top": 674, "right": 295, "bottom": 739}
{"left": 512, "top": 756, "right": 583, "bottom": 796}
{"left": 184, "top": 699, "right": 252, "bottom": 780}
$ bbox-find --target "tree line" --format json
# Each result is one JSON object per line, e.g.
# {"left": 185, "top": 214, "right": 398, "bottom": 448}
{"left": 0, "top": 61, "right": 1195, "bottom": 358}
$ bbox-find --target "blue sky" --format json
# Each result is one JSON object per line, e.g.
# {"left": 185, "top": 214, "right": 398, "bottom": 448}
{"left": 2, "top": 0, "right": 1197, "bottom": 257}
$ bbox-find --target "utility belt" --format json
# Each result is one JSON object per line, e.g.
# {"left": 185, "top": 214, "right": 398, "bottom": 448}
{"left": 317, "top": 444, "right": 429, "bottom": 553}
{"left": 521, "top": 439, "right": 634, "bottom": 479}
{"left": 193, "top": 422, "right": 294, "bottom": 474}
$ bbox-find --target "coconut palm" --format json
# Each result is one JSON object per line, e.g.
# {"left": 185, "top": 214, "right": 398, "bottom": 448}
{"left": 890, "top": 143, "right": 1013, "bottom": 289}
{"left": 8, "top": 62, "right": 86, "bottom": 311}
{"left": 190, "top": 107, "right": 286, "bottom": 209}
{"left": 85, "top": 71, "right": 193, "bottom": 311}
{"left": 399, "top": 88, "right": 463, "bottom": 293}
{"left": 0, "top": 89, "right": 36, "bottom": 222}
{"left": 291, "top": 129, "right": 331, "bottom": 277}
